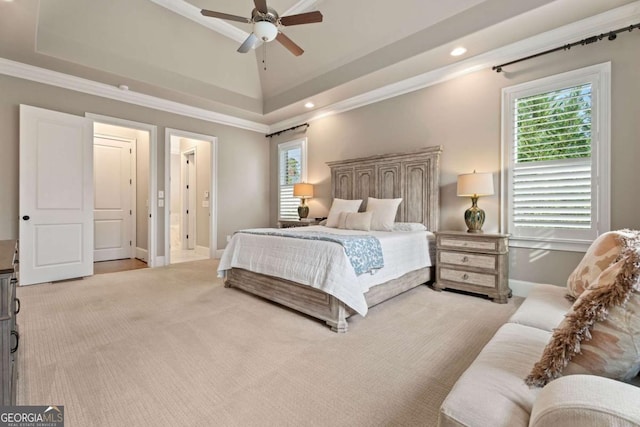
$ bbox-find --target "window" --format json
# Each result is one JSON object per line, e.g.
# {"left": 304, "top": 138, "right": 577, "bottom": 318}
{"left": 501, "top": 63, "right": 610, "bottom": 251}
{"left": 278, "top": 138, "right": 307, "bottom": 220}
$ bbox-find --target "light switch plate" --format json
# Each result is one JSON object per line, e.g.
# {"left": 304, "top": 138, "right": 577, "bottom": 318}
{"left": 158, "top": 190, "right": 164, "bottom": 199}
{"left": 158, "top": 199, "right": 164, "bottom": 207}
{"left": 202, "top": 201, "right": 209, "bottom": 208}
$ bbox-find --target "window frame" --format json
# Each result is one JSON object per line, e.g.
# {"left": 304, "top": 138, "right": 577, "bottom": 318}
{"left": 277, "top": 138, "right": 308, "bottom": 221}
{"left": 500, "top": 62, "right": 611, "bottom": 252}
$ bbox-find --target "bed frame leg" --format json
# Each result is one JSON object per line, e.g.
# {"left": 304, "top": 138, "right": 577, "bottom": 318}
{"left": 326, "top": 297, "right": 348, "bottom": 333}
{"left": 326, "top": 319, "right": 348, "bottom": 333}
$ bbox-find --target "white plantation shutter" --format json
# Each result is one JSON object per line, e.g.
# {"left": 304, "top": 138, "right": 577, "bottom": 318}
{"left": 513, "top": 159, "right": 591, "bottom": 229}
{"left": 502, "top": 64, "right": 610, "bottom": 251}
{"left": 278, "top": 139, "right": 307, "bottom": 220}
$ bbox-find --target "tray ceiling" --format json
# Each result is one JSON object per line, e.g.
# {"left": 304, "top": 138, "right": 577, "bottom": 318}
{"left": 0, "top": 0, "right": 636, "bottom": 125}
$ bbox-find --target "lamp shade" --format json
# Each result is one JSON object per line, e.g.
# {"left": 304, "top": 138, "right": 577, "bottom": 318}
{"left": 254, "top": 21, "right": 278, "bottom": 42}
{"left": 293, "top": 183, "right": 313, "bottom": 198}
{"left": 457, "top": 172, "right": 494, "bottom": 197}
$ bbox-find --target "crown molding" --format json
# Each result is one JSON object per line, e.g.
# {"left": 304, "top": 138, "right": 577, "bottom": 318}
{"left": 148, "top": 0, "right": 249, "bottom": 44}
{"left": 268, "top": 1, "right": 640, "bottom": 132}
{"left": 0, "top": 57, "right": 270, "bottom": 133}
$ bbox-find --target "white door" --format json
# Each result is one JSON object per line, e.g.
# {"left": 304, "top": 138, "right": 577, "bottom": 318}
{"left": 182, "top": 151, "right": 196, "bottom": 250}
{"left": 19, "top": 105, "right": 94, "bottom": 285}
{"left": 94, "top": 137, "right": 132, "bottom": 262}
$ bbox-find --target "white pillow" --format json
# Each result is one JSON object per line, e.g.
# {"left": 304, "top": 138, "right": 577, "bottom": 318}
{"left": 393, "top": 222, "right": 427, "bottom": 232}
{"left": 365, "top": 197, "right": 402, "bottom": 231}
{"left": 337, "top": 211, "right": 372, "bottom": 231}
{"left": 325, "top": 198, "right": 362, "bottom": 228}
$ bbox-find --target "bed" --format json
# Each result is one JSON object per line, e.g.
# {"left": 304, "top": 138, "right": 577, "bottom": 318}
{"left": 219, "top": 146, "right": 442, "bottom": 332}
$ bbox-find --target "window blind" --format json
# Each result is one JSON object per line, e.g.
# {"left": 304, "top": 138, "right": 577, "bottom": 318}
{"left": 512, "top": 83, "right": 593, "bottom": 230}
{"left": 278, "top": 143, "right": 304, "bottom": 220}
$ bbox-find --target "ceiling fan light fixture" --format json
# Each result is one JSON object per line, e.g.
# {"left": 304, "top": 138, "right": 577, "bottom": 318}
{"left": 254, "top": 21, "right": 278, "bottom": 42}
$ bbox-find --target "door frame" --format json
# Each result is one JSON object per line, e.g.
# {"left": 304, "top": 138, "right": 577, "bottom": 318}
{"left": 86, "top": 113, "right": 159, "bottom": 267}
{"left": 93, "top": 133, "right": 137, "bottom": 260}
{"left": 164, "top": 128, "right": 218, "bottom": 264}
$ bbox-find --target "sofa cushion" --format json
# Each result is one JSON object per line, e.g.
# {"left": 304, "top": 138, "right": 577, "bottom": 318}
{"left": 526, "top": 233, "right": 640, "bottom": 387}
{"left": 529, "top": 375, "right": 640, "bottom": 427}
{"left": 508, "top": 284, "right": 572, "bottom": 332}
{"left": 566, "top": 230, "right": 632, "bottom": 298}
{"left": 438, "top": 323, "right": 551, "bottom": 427}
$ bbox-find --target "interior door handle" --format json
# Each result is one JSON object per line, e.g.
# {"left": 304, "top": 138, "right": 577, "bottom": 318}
{"left": 22, "top": 215, "right": 30, "bottom": 221}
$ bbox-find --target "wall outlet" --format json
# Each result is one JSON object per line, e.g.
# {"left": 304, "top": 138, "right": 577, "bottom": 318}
{"left": 226, "top": 235, "right": 231, "bottom": 242}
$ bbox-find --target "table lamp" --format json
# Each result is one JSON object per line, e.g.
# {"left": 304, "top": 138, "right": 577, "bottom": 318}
{"left": 457, "top": 171, "right": 494, "bottom": 233}
{"left": 293, "top": 183, "right": 313, "bottom": 219}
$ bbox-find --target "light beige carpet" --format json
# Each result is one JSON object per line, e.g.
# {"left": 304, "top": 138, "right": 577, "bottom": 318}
{"left": 16, "top": 260, "right": 521, "bottom": 426}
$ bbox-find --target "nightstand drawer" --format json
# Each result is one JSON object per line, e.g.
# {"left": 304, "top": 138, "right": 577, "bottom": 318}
{"left": 440, "top": 268, "right": 496, "bottom": 288}
{"left": 439, "top": 251, "right": 496, "bottom": 270}
{"left": 439, "top": 238, "right": 496, "bottom": 252}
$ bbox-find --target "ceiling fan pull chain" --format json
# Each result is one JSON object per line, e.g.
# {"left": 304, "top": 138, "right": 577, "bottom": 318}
{"left": 263, "top": 43, "right": 267, "bottom": 71}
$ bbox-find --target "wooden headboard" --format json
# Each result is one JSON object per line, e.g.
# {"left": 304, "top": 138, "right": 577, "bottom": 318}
{"left": 326, "top": 146, "right": 442, "bottom": 231}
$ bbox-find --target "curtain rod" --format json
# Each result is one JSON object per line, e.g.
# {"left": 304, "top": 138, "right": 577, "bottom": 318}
{"left": 266, "top": 123, "right": 309, "bottom": 138}
{"left": 493, "top": 23, "right": 640, "bottom": 73}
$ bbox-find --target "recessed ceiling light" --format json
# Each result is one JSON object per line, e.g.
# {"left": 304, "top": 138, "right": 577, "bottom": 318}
{"left": 304, "top": 102, "right": 315, "bottom": 109}
{"left": 450, "top": 47, "right": 467, "bottom": 57}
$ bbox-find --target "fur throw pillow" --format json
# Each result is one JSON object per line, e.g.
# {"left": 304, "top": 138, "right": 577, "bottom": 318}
{"left": 526, "top": 230, "right": 640, "bottom": 387}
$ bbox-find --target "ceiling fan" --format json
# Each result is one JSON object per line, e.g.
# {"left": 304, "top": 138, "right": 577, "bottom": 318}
{"left": 201, "top": 0, "right": 322, "bottom": 56}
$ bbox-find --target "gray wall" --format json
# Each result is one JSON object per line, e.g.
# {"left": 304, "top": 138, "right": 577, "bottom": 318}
{"left": 270, "top": 34, "right": 640, "bottom": 286}
{"left": 0, "top": 74, "right": 270, "bottom": 255}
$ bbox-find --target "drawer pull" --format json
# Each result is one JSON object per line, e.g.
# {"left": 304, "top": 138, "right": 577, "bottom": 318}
{"left": 14, "top": 297, "right": 20, "bottom": 315}
{"left": 462, "top": 273, "right": 469, "bottom": 280}
{"left": 462, "top": 256, "right": 469, "bottom": 263}
{"left": 11, "top": 330, "right": 19, "bottom": 353}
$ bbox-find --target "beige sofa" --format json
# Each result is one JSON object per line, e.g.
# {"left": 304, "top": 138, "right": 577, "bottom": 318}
{"left": 438, "top": 283, "right": 640, "bottom": 427}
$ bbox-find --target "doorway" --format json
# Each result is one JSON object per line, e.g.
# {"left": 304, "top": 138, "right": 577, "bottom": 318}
{"left": 91, "top": 118, "right": 155, "bottom": 271}
{"left": 165, "top": 129, "right": 217, "bottom": 264}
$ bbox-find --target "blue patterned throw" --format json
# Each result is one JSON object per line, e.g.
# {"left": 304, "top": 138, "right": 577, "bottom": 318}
{"left": 238, "top": 229, "right": 384, "bottom": 275}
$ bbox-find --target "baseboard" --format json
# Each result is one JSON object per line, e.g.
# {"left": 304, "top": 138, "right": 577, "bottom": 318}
{"left": 196, "top": 245, "right": 210, "bottom": 257}
{"left": 509, "top": 279, "right": 539, "bottom": 297}
{"left": 155, "top": 256, "right": 166, "bottom": 267}
{"left": 135, "top": 247, "right": 148, "bottom": 262}
{"left": 215, "top": 249, "right": 225, "bottom": 259}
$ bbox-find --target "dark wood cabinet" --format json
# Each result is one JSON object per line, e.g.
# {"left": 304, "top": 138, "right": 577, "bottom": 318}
{"left": 1, "top": 240, "right": 19, "bottom": 405}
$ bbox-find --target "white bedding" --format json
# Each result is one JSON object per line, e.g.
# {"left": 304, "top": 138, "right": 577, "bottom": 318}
{"left": 217, "top": 225, "right": 435, "bottom": 316}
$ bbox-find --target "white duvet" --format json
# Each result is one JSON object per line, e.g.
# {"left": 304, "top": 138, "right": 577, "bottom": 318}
{"left": 217, "top": 225, "right": 435, "bottom": 316}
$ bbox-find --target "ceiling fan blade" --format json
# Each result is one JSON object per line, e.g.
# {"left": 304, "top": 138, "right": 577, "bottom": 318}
{"left": 201, "top": 9, "right": 250, "bottom": 23}
{"left": 276, "top": 32, "right": 304, "bottom": 56}
{"left": 237, "top": 33, "right": 259, "bottom": 53}
{"left": 280, "top": 11, "right": 323, "bottom": 26}
{"left": 254, "top": 0, "right": 268, "bottom": 14}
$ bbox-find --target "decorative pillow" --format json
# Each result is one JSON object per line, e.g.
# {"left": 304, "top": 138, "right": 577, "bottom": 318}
{"left": 325, "top": 199, "right": 362, "bottom": 228}
{"left": 526, "top": 231, "right": 640, "bottom": 387}
{"left": 337, "top": 211, "right": 372, "bottom": 231}
{"left": 566, "top": 230, "right": 633, "bottom": 298}
{"left": 365, "top": 197, "right": 402, "bottom": 231}
{"left": 393, "top": 222, "right": 427, "bottom": 232}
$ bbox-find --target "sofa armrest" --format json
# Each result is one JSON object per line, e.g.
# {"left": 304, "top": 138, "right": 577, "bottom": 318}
{"left": 530, "top": 375, "right": 640, "bottom": 427}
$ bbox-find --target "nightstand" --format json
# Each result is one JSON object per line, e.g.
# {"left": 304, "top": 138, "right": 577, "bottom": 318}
{"left": 278, "top": 219, "right": 321, "bottom": 228}
{"left": 434, "top": 231, "right": 510, "bottom": 303}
